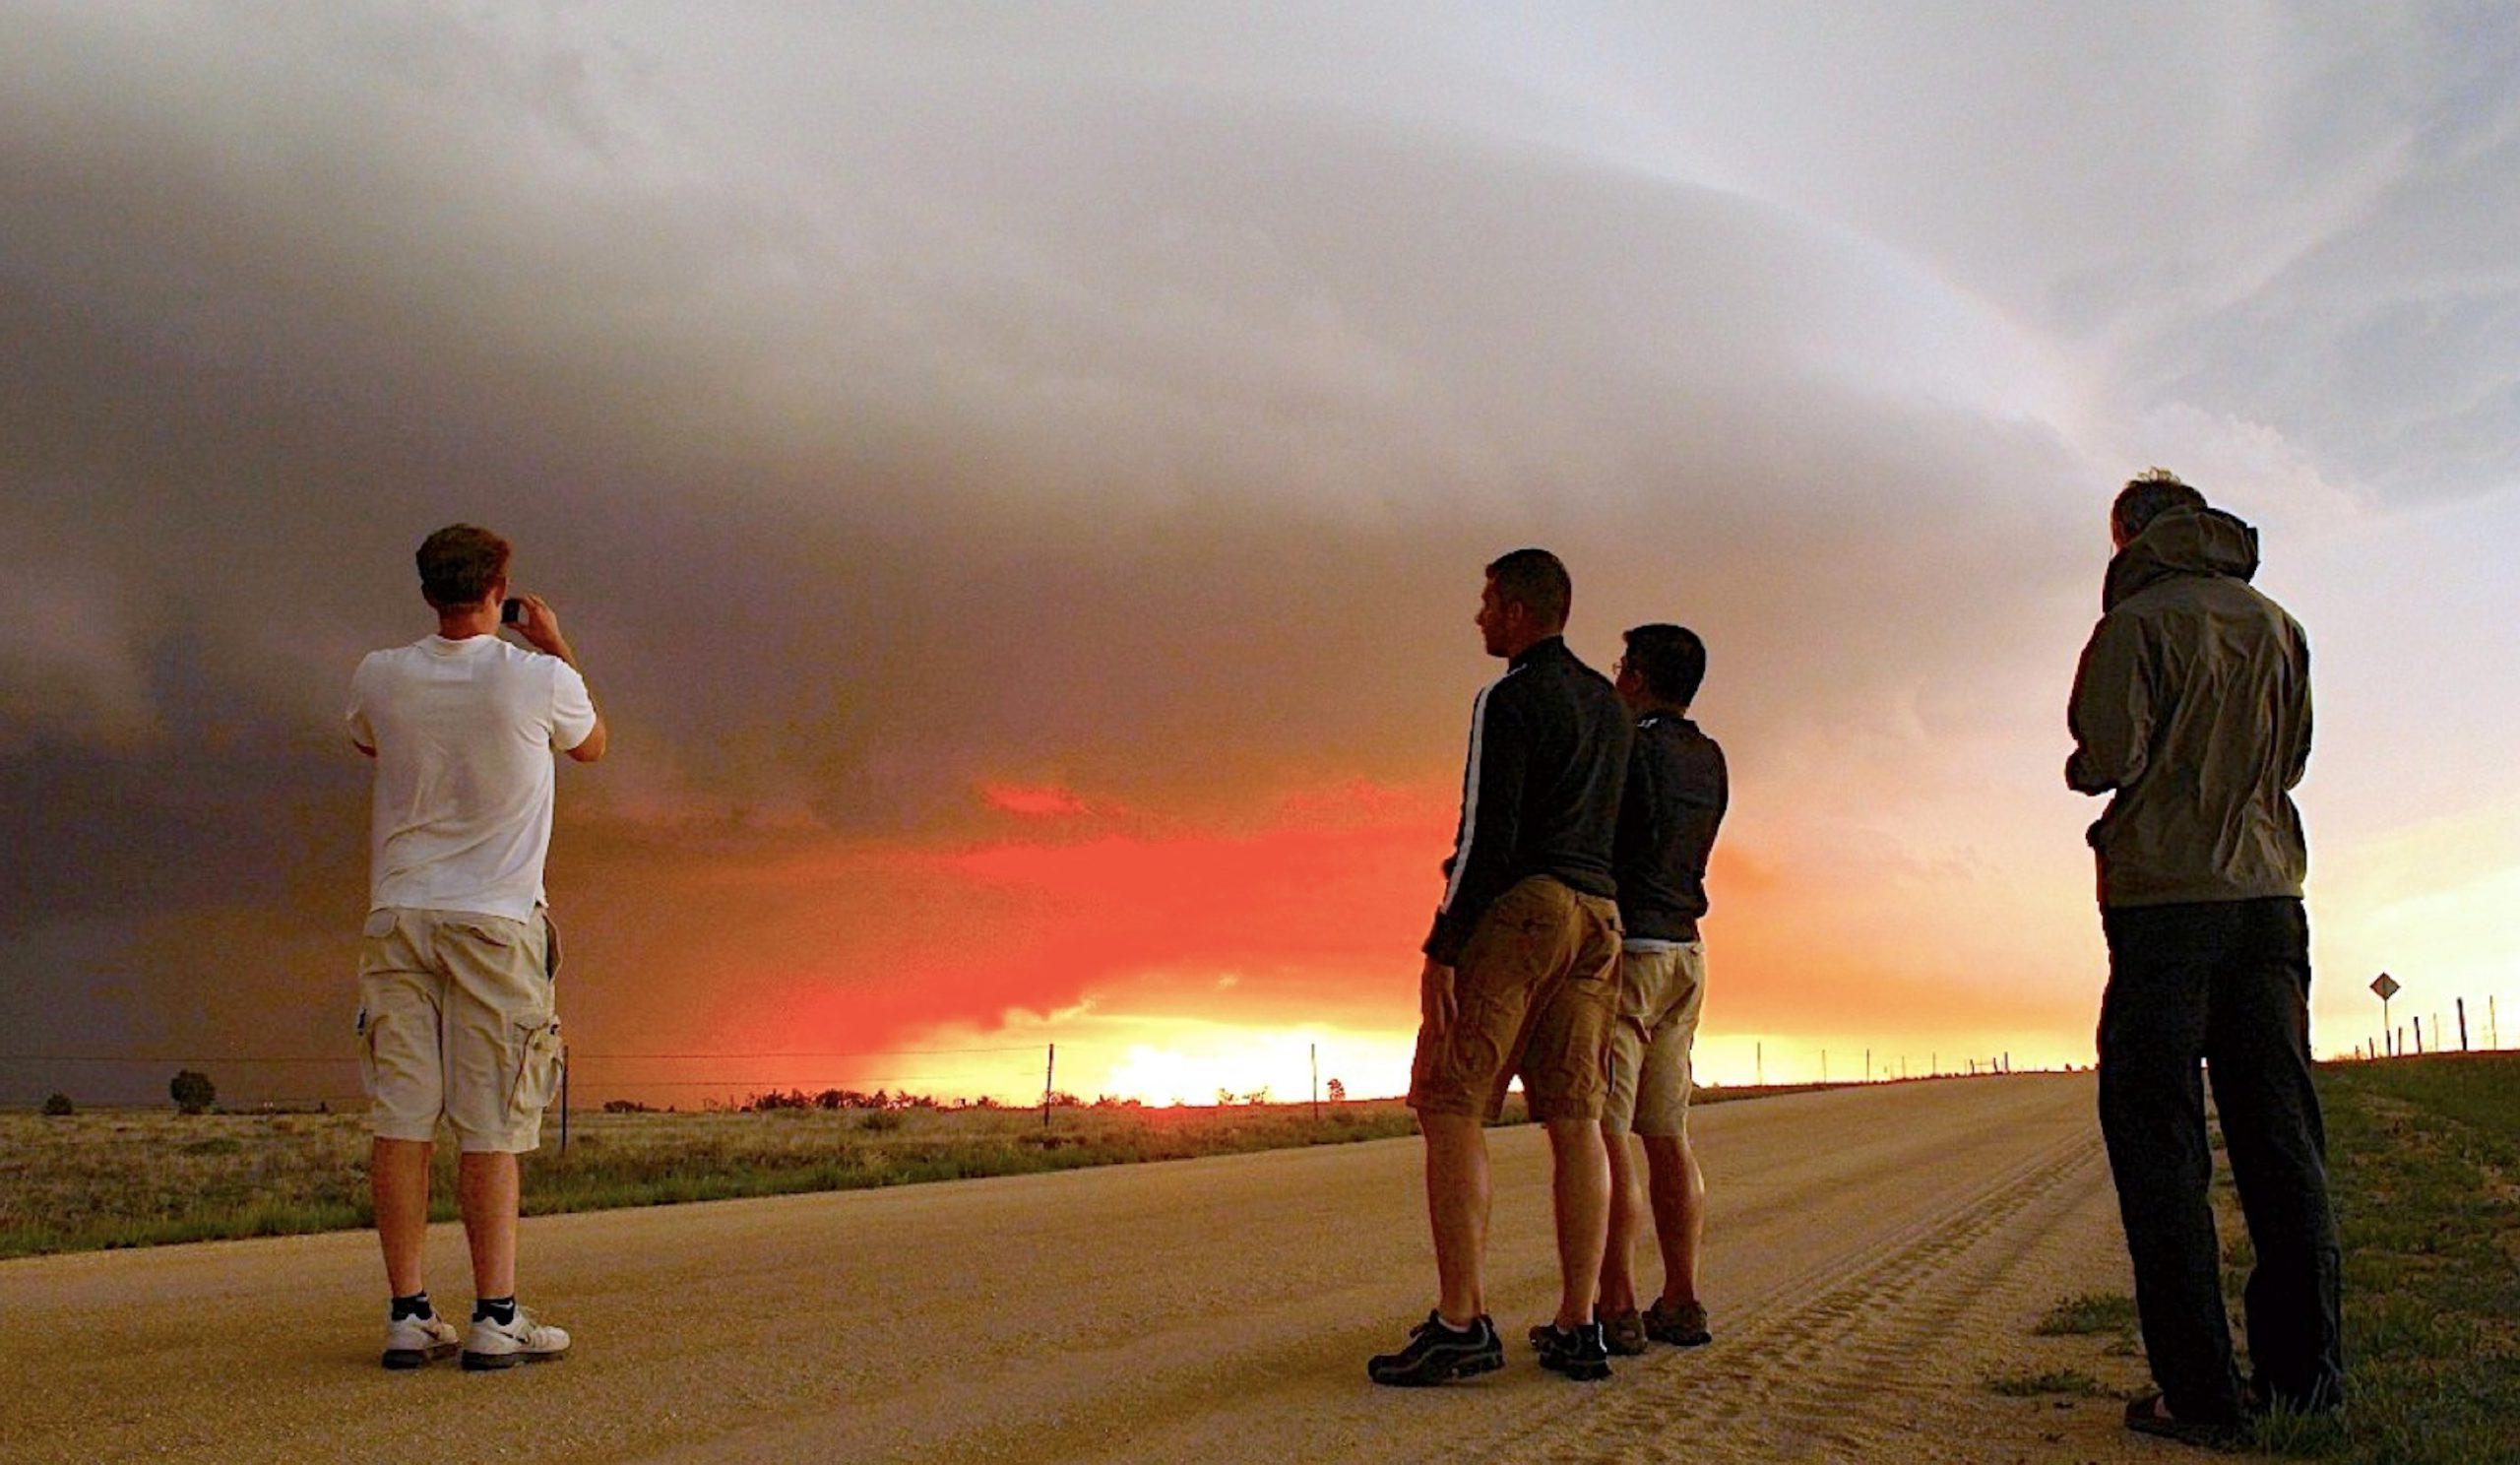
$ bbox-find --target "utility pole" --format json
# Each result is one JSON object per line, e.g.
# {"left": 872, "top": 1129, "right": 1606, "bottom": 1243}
{"left": 559, "top": 1053, "right": 570, "bottom": 1157}
{"left": 2459, "top": 999, "right": 2470, "bottom": 1052}
{"left": 2415, "top": 1017, "right": 2425, "bottom": 1055}
{"left": 1865, "top": 1049, "right": 1872, "bottom": 1083}
{"left": 1756, "top": 1042, "right": 1764, "bottom": 1087}
{"left": 1311, "top": 1043, "right": 1320, "bottom": 1123}
{"left": 1042, "top": 1044, "right": 1055, "bottom": 1130}
{"left": 1821, "top": 1051, "right": 1828, "bottom": 1083}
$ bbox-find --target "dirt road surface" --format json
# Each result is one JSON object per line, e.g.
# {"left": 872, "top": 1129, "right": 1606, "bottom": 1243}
{"left": 2, "top": 1075, "right": 2176, "bottom": 1463}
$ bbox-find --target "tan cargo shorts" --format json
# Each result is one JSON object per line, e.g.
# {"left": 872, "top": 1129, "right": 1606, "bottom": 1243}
{"left": 1604, "top": 941, "right": 1708, "bottom": 1138}
{"left": 356, "top": 907, "right": 564, "bottom": 1154}
{"left": 1409, "top": 875, "right": 1623, "bottom": 1123}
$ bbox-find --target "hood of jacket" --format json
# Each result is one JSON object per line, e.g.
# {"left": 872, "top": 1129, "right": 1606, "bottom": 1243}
{"left": 2103, "top": 505, "right": 2261, "bottom": 612}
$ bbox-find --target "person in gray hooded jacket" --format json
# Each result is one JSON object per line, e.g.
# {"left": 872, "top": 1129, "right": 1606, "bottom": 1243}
{"left": 2068, "top": 470, "right": 2342, "bottom": 1447}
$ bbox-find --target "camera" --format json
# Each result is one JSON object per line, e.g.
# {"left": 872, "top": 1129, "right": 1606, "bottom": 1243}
{"left": 501, "top": 598, "right": 524, "bottom": 625}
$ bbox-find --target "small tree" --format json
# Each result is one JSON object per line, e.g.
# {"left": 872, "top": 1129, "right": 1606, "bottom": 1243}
{"left": 1325, "top": 1077, "right": 1346, "bottom": 1103}
{"left": 43, "top": 1092, "right": 74, "bottom": 1116}
{"left": 170, "top": 1069, "right": 216, "bottom": 1115}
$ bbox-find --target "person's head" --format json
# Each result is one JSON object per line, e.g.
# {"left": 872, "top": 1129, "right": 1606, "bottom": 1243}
{"left": 416, "top": 524, "right": 511, "bottom": 615}
{"left": 2110, "top": 469, "right": 2206, "bottom": 551}
{"left": 1476, "top": 547, "right": 1572, "bottom": 658}
{"left": 1615, "top": 623, "right": 1706, "bottom": 712}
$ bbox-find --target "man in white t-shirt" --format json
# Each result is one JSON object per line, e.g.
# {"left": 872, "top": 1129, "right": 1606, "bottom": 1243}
{"left": 346, "top": 524, "right": 605, "bottom": 1371}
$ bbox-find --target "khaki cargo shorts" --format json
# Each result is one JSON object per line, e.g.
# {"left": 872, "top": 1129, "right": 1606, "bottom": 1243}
{"left": 1409, "top": 875, "right": 1622, "bottom": 1123}
{"left": 1604, "top": 941, "right": 1707, "bottom": 1138}
{"left": 356, "top": 907, "right": 564, "bottom": 1154}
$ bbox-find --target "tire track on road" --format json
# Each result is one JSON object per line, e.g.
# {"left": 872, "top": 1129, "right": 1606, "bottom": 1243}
{"left": 1473, "top": 1125, "right": 2110, "bottom": 1463}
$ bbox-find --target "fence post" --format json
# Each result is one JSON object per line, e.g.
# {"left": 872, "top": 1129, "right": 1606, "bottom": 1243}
{"left": 1042, "top": 1044, "right": 1054, "bottom": 1131}
{"left": 2415, "top": 1017, "right": 2424, "bottom": 1055}
{"left": 559, "top": 1053, "right": 570, "bottom": 1156}
{"left": 2459, "top": 998, "right": 2470, "bottom": 1052}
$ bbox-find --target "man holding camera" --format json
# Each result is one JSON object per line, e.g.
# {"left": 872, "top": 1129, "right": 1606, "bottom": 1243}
{"left": 347, "top": 524, "right": 606, "bottom": 1371}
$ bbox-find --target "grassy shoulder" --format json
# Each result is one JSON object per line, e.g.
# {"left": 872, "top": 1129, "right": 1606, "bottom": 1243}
{"left": 2001, "top": 1053, "right": 2520, "bottom": 1461}
{"left": 1, "top": 1082, "right": 1810, "bottom": 1259}
{"left": 2248, "top": 1052, "right": 2520, "bottom": 1462}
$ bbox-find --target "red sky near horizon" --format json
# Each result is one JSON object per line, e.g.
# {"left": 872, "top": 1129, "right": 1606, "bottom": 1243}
{"left": 8, "top": 7, "right": 2520, "bottom": 1111}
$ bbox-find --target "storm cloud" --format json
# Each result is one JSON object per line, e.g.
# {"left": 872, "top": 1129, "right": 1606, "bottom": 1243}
{"left": 5, "top": 3, "right": 2516, "bottom": 1100}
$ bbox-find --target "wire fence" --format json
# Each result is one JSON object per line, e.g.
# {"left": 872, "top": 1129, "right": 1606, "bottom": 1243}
{"left": 0, "top": 1040, "right": 1349, "bottom": 1116}
{"left": 8, "top": 990, "right": 2506, "bottom": 1115}
{"left": 2344, "top": 992, "right": 2508, "bottom": 1061}
{"left": 0, "top": 1039, "right": 2055, "bottom": 1115}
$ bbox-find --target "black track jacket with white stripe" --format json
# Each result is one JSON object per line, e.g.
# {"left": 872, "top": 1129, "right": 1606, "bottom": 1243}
{"left": 1422, "top": 636, "right": 1631, "bottom": 966}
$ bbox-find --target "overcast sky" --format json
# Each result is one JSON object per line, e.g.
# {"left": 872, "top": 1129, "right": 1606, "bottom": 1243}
{"left": 5, "top": 2, "right": 2516, "bottom": 1103}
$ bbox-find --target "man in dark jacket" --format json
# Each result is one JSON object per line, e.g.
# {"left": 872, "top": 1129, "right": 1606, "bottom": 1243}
{"left": 1597, "top": 623, "right": 1726, "bottom": 1356}
{"left": 1369, "top": 548, "right": 1630, "bottom": 1387}
{"left": 2068, "top": 470, "right": 2342, "bottom": 1445}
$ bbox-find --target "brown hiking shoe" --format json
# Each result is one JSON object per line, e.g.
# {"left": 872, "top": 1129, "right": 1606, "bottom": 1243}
{"left": 1599, "top": 1307, "right": 1649, "bottom": 1357}
{"left": 1643, "top": 1297, "right": 1711, "bottom": 1347}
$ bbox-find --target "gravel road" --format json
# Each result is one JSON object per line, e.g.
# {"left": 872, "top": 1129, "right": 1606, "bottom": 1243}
{"left": 0, "top": 1074, "right": 2170, "bottom": 1463}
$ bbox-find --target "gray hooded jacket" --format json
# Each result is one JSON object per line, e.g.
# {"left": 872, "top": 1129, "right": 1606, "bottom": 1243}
{"left": 2066, "top": 506, "right": 2311, "bottom": 908}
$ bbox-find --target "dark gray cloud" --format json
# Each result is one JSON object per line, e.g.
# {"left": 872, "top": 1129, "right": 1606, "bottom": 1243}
{"left": 5, "top": 2, "right": 2514, "bottom": 1097}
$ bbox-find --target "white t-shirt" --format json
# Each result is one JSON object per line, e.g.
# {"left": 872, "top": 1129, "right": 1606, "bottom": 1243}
{"left": 346, "top": 634, "right": 598, "bottom": 922}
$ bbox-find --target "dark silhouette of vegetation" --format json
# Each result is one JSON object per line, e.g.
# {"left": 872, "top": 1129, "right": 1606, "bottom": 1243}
{"left": 43, "top": 1093, "right": 74, "bottom": 1116}
{"left": 169, "top": 1070, "right": 215, "bottom": 1115}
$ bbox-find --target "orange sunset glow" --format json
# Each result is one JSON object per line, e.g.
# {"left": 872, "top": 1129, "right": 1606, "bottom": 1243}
{"left": 6, "top": 4, "right": 2518, "bottom": 1115}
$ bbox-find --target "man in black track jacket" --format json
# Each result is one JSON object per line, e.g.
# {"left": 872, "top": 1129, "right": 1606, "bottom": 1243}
{"left": 1368, "top": 547, "right": 1632, "bottom": 1387}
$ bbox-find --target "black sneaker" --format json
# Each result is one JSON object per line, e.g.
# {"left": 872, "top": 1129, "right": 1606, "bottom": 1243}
{"left": 1367, "top": 1310, "right": 1505, "bottom": 1386}
{"left": 1533, "top": 1320, "right": 1613, "bottom": 1381}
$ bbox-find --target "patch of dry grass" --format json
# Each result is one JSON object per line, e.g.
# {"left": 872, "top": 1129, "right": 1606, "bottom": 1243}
{"left": 0, "top": 1099, "right": 1443, "bottom": 1257}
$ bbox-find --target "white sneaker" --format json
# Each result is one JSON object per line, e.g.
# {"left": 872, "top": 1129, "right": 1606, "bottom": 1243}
{"left": 382, "top": 1309, "right": 462, "bottom": 1369}
{"left": 461, "top": 1306, "right": 571, "bottom": 1370}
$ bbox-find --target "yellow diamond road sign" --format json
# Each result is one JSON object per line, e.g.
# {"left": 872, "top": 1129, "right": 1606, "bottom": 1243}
{"left": 2370, "top": 973, "right": 2401, "bottom": 1001}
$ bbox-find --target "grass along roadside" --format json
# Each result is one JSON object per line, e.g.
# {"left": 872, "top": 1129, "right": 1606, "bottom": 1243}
{"left": 0, "top": 1100, "right": 1418, "bottom": 1258}
{"left": 2008, "top": 1053, "right": 2520, "bottom": 1461}
{"left": 2246, "top": 1053, "right": 2520, "bottom": 1462}
{"left": 0, "top": 1082, "right": 1820, "bottom": 1259}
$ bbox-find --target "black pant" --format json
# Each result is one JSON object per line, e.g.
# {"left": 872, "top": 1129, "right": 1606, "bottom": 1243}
{"left": 2098, "top": 897, "right": 2344, "bottom": 1420}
